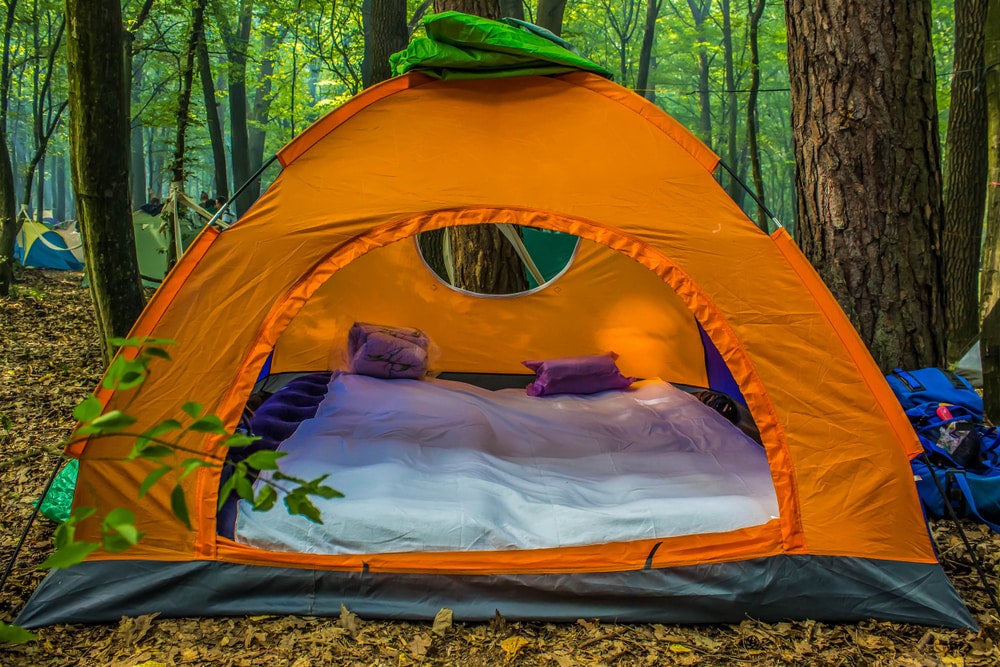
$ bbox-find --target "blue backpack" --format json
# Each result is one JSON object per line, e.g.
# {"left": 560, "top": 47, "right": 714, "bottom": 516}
{"left": 886, "top": 367, "right": 983, "bottom": 419}
{"left": 886, "top": 367, "right": 1000, "bottom": 531}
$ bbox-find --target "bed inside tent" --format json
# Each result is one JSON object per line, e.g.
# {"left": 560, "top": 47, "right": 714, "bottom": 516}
{"left": 217, "top": 231, "right": 780, "bottom": 556}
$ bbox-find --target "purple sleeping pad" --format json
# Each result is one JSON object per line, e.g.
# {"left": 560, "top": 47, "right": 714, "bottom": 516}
{"left": 217, "top": 372, "right": 332, "bottom": 539}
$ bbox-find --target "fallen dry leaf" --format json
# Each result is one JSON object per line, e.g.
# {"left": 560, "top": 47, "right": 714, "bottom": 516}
{"left": 432, "top": 608, "right": 452, "bottom": 636}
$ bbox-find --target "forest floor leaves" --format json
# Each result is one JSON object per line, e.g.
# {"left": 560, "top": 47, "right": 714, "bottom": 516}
{"left": 2, "top": 268, "right": 1000, "bottom": 666}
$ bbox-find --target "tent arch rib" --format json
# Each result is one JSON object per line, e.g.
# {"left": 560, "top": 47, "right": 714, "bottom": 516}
{"left": 214, "top": 206, "right": 802, "bottom": 556}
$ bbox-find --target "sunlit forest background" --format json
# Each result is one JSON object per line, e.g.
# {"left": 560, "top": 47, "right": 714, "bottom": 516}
{"left": 2, "top": 0, "right": 960, "bottom": 238}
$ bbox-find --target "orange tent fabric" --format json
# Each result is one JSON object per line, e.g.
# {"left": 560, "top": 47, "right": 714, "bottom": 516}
{"left": 20, "top": 69, "right": 971, "bottom": 629}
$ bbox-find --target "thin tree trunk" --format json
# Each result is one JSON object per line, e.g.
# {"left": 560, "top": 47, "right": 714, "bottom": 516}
{"left": 687, "top": 0, "right": 713, "bottom": 147}
{"left": 214, "top": 0, "right": 253, "bottom": 214}
{"left": 198, "top": 26, "right": 228, "bottom": 201}
{"left": 981, "top": 0, "right": 1000, "bottom": 322}
{"left": 130, "top": 62, "right": 147, "bottom": 209}
{"left": 167, "top": 0, "right": 208, "bottom": 269}
{"left": 54, "top": 150, "right": 66, "bottom": 221}
{"left": 0, "top": 0, "right": 21, "bottom": 296}
{"left": 786, "top": 0, "right": 946, "bottom": 370}
{"left": 247, "top": 30, "right": 278, "bottom": 203}
{"left": 979, "top": 303, "right": 1000, "bottom": 424}
{"left": 66, "top": 0, "right": 146, "bottom": 362}
{"left": 499, "top": 0, "right": 523, "bottom": 20}
{"left": 362, "top": 0, "right": 408, "bottom": 87}
{"left": 635, "top": 0, "right": 661, "bottom": 101}
{"left": 944, "top": 0, "right": 989, "bottom": 361}
{"left": 536, "top": 0, "right": 567, "bottom": 36}
{"left": 125, "top": 0, "right": 156, "bottom": 210}
{"left": 435, "top": 0, "right": 500, "bottom": 19}
{"left": 721, "top": 0, "right": 738, "bottom": 196}
{"left": 746, "top": 0, "right": 766, "bottom": 227}
{"left": 22, "top": 99, "right": 68, "bottom": 212}
{"left": 984, "top": 302, "right": 999, "bottom": 423}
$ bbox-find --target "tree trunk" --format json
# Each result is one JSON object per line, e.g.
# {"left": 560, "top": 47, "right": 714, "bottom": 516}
{"left": 786, "top": 0, "right": 946, "bottom": 370}
{"left": 984, "top": 302, "right": 1000, "bottom": 423}
{"left": 536, "top": 0, "right": 567, "bottom": 36}
{"left": 451, "top": 225, "right": 529, "bottom": 294}
{"left": 429, "top": 0, "right": 528, "bottom": 294}
{"left": 362, "top": 0, "right": 408, "bottom": 87}
{"left": 247, "top": 30, "right": 278, "bottom": 204}
{"left": 746, "top": 0, "right": 767, "bottom": 227}
{"left": 166, "top": 0, "right": 207, "bottom": 269}
{"left": 215, "top": 0, "right": 254, "bottom": 214}
{"left": 688, "top": 0, "right": 713, "bottom": 148}
{"left": 130, "top": 63, "right": 147, "bottom": 209}
{"left": 0, "top": 139, "right": 16, "bottom": 296}
{"left": 720, "top": 0, "right": 738, "bottom": 195}
{"left": 434, "top": 0, "right": 501, "bottom": 19}
{"left": 54, "top": 150, "right": 66, "bottom": 221}
{"left": 943, "top": 0, "right": 989, "bottom": 361}
{"left": 979, "top": 0, "right": 1000, "bottom": 325}
{"left": 635, "top": 0, "right": 661, "bottom": 101}
{"left": 66, "top": 0, "right": 146, "bottom": 363}
{"left": 125, "top": 1, "right": 156, "bottom": 210}
{"left": 198, "top": 26, "right": 228, "bottom": 201}
{"left": 499, "top": 0, "right": 523, "bottom": 20}
{"left": 0, "top": 0, "right": 20, "bottom": 296}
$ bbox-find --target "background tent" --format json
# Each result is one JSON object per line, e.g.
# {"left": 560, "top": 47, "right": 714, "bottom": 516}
{"left": 132, "top": 190, "right": 211, "bottom": 284}
{"left": 18, "top": 13, "right": 973, "bottom": 630}
{"left": 14, "top": 219, "right": 84, "bottom": 271}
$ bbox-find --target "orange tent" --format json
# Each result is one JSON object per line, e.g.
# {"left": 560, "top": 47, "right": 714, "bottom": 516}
{"left": 19, "top": 69, "right": 971, "bottom": 627}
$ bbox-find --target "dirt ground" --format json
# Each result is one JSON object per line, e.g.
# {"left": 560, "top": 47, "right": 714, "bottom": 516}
{"left": 1, "top": 268, "right": 999, "bottom": 666}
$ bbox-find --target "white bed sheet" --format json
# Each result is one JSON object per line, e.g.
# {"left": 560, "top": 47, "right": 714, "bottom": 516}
{"left": 234, "top": 374, "right": 779, "bottom": 554}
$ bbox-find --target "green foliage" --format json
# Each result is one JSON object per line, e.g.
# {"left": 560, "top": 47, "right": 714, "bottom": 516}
{"left": 40, "top": 336, "right": 342, "bottom": 586}
{"left": 0, "top": 621, "right": 37, "bottom": 644}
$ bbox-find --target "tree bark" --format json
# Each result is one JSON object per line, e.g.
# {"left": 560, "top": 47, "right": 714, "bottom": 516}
{"left": 167, "top": 0, "right": 207, "bottom": 269}
{"left": 979, "top": 0, "right": 1000, "bottom": 325}
{"left": 362, "top": 0, "right": 408, "bottom": 88}
{"left": 130, "top": 62, "right": 148, "bottom": 209}
{"left": 198, "top": 26, "right": 228, "bottom": 200}
{"left": 746, "top": 0, "right": 767, "bottom": 227}
{"left": 943, "top": 0, "right": 989, "bottom": 361}
{"left": 687, "top": 0, "right": 713, "bottom": 148}
{"left": 66, "top": 0, "right": 146, "bottom": 363}
{"left": 0, "top": 0, "right": 20, "bottom": 296}
{"left": 984, "top": 302, "right": 1000, "bottom": 423}
{"left": 635, "top": 0, "right": 661, "bottom": 101}
{"left": 435, "top": 0, "right": 501, "bottom": 19}
{"left": 720, "top": 0, "right": 737, "bottom": 194}
{"left": 247, "top": 29, "right": 277, "bottom": 200}
{"left": 499, "top": 0, "right": 523, "bottom": 20}
{"left": 429, "top": 0, "right": 528, "bottom": 294}
{"left": 125, "top": 0, "right": 156, "bottom": 210}
{"left": 786, "top": 0, "right": 946, "bottom": 370}
{"left": 54, "top": 150, "right": 66, "bottom": 221}
{"left": 536, "top": 0, "right": 567, "bottom": 36}
{"left": 214, "top": 0, "right": 254, "bottom": 214}
{"left": 22, "top": 14, "right": 67, "bottom": 211}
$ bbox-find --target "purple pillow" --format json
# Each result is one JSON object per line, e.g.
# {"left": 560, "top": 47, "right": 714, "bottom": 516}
{"left": 522, "top": 353, "right": 635, "bottom": 397}
{"left": 348, "top": 322, "right": 429, "bottom": 379}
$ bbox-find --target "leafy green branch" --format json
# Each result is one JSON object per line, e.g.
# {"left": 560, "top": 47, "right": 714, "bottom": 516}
{"left": 38, "top": 337, "right": 342, "bottom": 570}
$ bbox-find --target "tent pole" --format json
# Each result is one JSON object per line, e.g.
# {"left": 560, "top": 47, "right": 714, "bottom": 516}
{"left": 919, "top": 453, "right": 1000, "bottom": 617}
{"left": 207, "top": 155, "right": 279, "bottom": 230}
{"left": 0, "top": 457, "right": 65, "bottom": 597}
{"left": 716, "top": 160, "right": 781, "bottom": 233}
